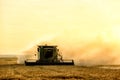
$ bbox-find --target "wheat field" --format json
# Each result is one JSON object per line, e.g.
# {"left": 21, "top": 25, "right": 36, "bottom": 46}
{"left": 0, "top": 58, "right": 120, "bottom": 80}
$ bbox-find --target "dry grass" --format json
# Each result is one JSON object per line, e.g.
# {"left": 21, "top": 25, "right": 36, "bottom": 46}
{"left": 0, "top": 57, "right": 17, "bottom": 65}
{"left": 0, "top": 58, "right": 120, "bottom": 80}
{"left": 0, "top": 65, "right": 120, "bottom": 80}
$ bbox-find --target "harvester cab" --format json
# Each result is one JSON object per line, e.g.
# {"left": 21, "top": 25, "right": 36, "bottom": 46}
{"left": 25, "top": 45, "right": 74, "bottom": 65}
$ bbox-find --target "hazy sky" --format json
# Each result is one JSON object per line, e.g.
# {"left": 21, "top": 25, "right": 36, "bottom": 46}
{"left": 0, "top": 0, "right": 120, "bottom": 55}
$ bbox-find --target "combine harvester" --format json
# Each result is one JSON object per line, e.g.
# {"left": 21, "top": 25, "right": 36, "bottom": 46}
{"left": 25, "top": 45, "right": 74, "bottom": 65}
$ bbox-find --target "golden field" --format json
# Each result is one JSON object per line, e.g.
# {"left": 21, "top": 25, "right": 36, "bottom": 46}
{"left": 0, "top": 58, "right": 120, "bottom": 80}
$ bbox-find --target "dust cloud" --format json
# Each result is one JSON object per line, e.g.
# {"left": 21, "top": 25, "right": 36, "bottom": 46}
{"left": 19, "top": 30, "right": 120, "bottom": 66}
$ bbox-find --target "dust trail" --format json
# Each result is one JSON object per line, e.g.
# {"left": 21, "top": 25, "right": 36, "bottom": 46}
{"left": 18, "top": 31, "right": 120, "bottom": 65}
